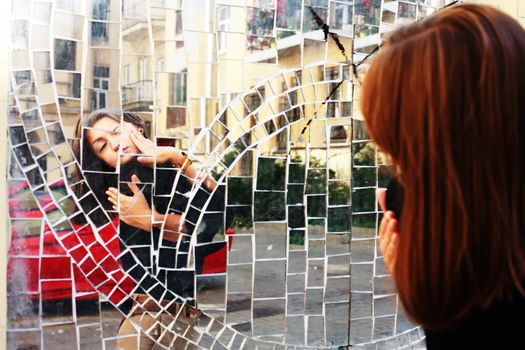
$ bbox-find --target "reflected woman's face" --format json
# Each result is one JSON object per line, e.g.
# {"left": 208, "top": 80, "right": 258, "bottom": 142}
{"left": 86, "top": 116, "right": 142, "bottom": 168}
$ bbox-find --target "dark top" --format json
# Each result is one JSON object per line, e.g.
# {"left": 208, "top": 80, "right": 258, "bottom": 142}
{"left": 425, "top": 291, "right": 525, "bottom": 349}
{"left": 117, "top": 160, "right": 226, "bottom": 302}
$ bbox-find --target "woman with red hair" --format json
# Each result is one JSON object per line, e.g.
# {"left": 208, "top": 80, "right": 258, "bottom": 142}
{"left": 362, "top": 4, "right": 525, "bottom": 348}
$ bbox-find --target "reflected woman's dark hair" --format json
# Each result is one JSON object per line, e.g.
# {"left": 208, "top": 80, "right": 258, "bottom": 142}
{"left": 73, "top": 108, "right": 147, "bottom": 172}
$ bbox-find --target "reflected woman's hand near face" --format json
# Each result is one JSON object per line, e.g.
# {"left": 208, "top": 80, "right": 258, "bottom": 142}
{"left": 379, "top": 211, "right": 399, "bottom": 276}
{"left": 129, "top": 125, "right": 218, "bottom": 191}
{"left": 106, "top": 175, "right": 154, "bottom": 232}
{"left": 128, "top": 126, "right": 179, "bottom": 167}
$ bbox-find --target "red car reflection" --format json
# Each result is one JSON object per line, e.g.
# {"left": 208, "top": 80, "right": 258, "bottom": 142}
{"left": 8, "top": 180, "right": 230, "bottom": 302}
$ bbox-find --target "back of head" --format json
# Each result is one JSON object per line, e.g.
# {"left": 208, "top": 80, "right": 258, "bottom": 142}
{"left": 361, "top": 4, "right": 525, "bottom": 330}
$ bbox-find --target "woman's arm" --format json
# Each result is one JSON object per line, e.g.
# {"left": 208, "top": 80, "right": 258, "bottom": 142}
{"left": 167, "top": 150, "right": 218, "bottom": 191}
{"left": 107, "top": 179, "right": 188, "bottom": 244}
{"left": 153, "top": 210, "right": 187, "bottom": 243}
{"left": 129, "top": 128, "right": 217, "bottom": 191}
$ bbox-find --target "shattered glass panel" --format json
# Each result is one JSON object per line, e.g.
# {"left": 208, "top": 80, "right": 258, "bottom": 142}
{"left": 5, "top": 0, "right": 473, "bottom": 348}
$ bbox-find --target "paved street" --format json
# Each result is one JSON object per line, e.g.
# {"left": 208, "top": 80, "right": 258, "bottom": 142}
{"left": 7, "top": 225, "right": 417, "bottom": 349}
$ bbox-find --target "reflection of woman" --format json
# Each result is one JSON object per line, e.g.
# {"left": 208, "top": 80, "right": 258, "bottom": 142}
{"left": 74, "top": 108, "right": 218, "bottom": 348}
{"left": 362, "top": 4, "right": 525, "bottom": 348}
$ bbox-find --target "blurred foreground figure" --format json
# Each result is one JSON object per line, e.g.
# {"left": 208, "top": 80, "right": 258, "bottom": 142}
{"left": 362, "top": 4, "right": 525, "bottom": 349}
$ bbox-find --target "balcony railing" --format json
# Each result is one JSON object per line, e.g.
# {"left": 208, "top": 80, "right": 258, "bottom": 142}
{"left": 121, "top": 80, "right": 153, "bottom": 107}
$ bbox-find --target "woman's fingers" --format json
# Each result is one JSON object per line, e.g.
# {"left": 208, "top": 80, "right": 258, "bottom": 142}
{"left": 107, "top": 175, "right": 151, "bottom": 220}
{"left": 379, "top": 219, "right": 390, "bottom": 255}
{"left": 107, "top": 187, "right": 118, "bottom": 196}
{"left": 106, "top": 187, "right": 130, "bottom": 200}
{"left": 384, "top": 232, "right": 399, "bottom": 274}
{"left": 378, "top": 212, "right": 399, "bottom": 276}
{"left": 385, "top": 234, "right": 398, "bottom": 256}
{"left": 129, "top": 131, "right": 147, "bottom": 153}
{"left": 126, "top": 175, "right": 142, "bottom": 195}
{"left": 129, "top": 128, "right": 153, "bottom": 155}
{"left": 137, "top": 155, "right": 154, "bottom": 167}
{"left": 379, "top": 211, "right": 394, "bottom": 238}
{"left": 379, "top": 212, "right": 394, "bottom": 251}
{"left": 106, "top": 188, "right": 119, "bottom": 206}
{"left": 128, "top": 128, "right": 143, "bottom": 146}
{"left": 106, "top": 188, "right": 134, "bottom": 212}
{"left": 388, "top": 216, "right": 398, "bottom": 233}
{"left": 107, "top": 195, "right": 117, "bottom": 206}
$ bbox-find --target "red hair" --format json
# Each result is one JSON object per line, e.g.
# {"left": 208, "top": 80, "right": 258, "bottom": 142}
{"left": 362, "top": 4, "right": 525, "bottom": 330}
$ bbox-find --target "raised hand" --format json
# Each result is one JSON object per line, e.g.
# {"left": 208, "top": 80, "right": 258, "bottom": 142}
{"left": 128, "top": 126, "right": 179, "bottom": 167}
{"left": 106, "top": 175, "right": 153, "bottom": 231}
{"left": 376, "top": 188, "right": 399, "bottom": 276}
{"left": 127, "top": 124, "right": 155, "bottom": 155}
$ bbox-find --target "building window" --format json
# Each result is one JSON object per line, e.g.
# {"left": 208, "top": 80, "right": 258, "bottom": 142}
{"left": 171, "top": 72, "right": 187, "bottom": 106}
{"left": 217, "top": 6, "right": 230, "bottom": 53}
{"left": 166, "top": 107, "right": 186, "bottom": 128}
{"left": 330, "top": 125, "right": 348, "bottom": 143}
{"left": 326, "top": 66, "right": 341, "bottom": 118}
{"left": 57, "top": 0, "right": 77, "bottom": 12}
{"left": 331, "top": 3, "right": 353, "bottom": 31}
{"left": 245, "top": 93, "right": 262, "bottom": 114}
{"left": 326, "top": 66, "right": 339, "bottom": 80}
{"left": 139, "top": 58, "right": 148, "bottom": 82}
{"left": 220, "top": 92, "right": 231, "bottom": 108}
{"left": 93, "top": 0, "right": 109, "bottom": 20}
{"left": 123, "top": 64, "right": 131, "bottom": 85}
{"left": 54, "top": 39, "right": 76, "bottom": 71}
{"left": 175, "top": 11, "right": 183, "bottom": 35}
{"left": 92, "top": 65, "right": 110, "bottom": 110}
{"left": 277, "top": 115, "right": 288, "bottom": 150}
{"left": 91, "top": 21, "right": 108, "bottom": 41}
{"left": 240, "top": 134, "right": 253, "bottom": 176}
{"left": 72, "top": 73, "right": 82, "bottom": 98}
{"left": 326, "top": 102, "right": 337, "bottom": 118}
{"left": 279, "top": 82, "right": 291, "bottom": 111}
{"left": 276, "top": 0, "right": 302, "bottom": 30}
{"left": 398, "top": 2, "right": 417, "bottom": 21}
{"left": 157, "top": 59, "right": 165, "bottom": 72}
{"left": 94, "top": 66, "right": 110, "bottom": 83}
{"left": 287, "top": 76, "right": 301, "bottom": 122}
